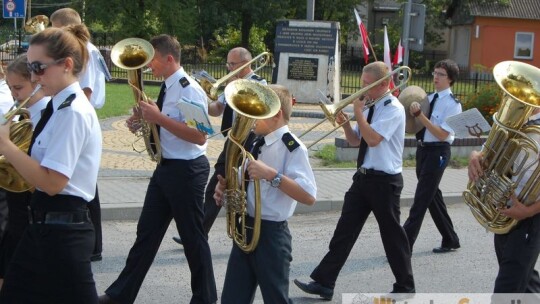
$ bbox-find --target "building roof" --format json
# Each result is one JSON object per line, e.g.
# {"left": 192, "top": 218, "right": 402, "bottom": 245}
{"left": 469, "top": 0, "right": 540, "bottom": 20}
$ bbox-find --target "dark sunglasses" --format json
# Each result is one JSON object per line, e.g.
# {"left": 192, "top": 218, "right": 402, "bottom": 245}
{"left": 27, "top": 58, "right": 65, "bottom": 76}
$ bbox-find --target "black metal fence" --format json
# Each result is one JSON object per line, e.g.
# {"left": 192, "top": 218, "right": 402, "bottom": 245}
{"left": 0, "top": 29, "right": 495, "bottom": 101}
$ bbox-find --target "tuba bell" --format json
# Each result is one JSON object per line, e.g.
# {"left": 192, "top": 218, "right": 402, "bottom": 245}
{"left": 463, "top": 61, "right": 540, "bottom": 234}
{"left": 0, "top": 85, "right": 42, "bottom": 192}
{"left": 222, "top": 79, "right": 281, "bottom": 253}
{"left": 111, "top": 38, "right": 162, "bottom": 163}
{"left": 25, "top": 15, "right": 49, "bottom": 34}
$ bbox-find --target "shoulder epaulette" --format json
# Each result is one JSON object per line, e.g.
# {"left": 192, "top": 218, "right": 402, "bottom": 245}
{"left": 450, "top": 93, "right": 460, "bottom": 104}
{"left": 282, "top": 132, "right": 299, "bottom": 152}
{"left": 57, "top": 94, "right": 76, "bottom": 110}
{"left": 179, "top": 77, "right": 190, "bottom": 88}
{"left": 384, "top": 99, "right": 391, "bottom": 106}
{"left": 250, "top": 74, "right": 264, "bottom": 82}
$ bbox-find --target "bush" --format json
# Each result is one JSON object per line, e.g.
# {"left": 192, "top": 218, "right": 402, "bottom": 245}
{"left": 463, "top": 83, "right": 502, "bottom": 125}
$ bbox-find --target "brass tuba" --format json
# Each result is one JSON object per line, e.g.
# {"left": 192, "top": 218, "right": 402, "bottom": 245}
{"left": 463, "top": 61, "right": 540, "bottom": 234}
{"left": 222, "top": 79, "right": 280, "bottom": 253}
{"left": 111, "top": 38, "right": 162, "bottom": 163}
{"left": 0, "top": 85, "right": 42, "bottom": 192}
{"left": 24, "top": 15, "right": 49, "bottom": 34}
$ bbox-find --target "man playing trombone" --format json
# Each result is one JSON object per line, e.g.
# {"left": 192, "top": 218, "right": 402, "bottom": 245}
{"left": 173, "top": 47, "right": 267, "bottom": 245}
{"left": 294, "top": 61, "right": 415, "bottom": 300}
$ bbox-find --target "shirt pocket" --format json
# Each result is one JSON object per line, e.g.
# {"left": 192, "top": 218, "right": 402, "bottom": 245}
{"left": 164, "top": 108, "right": 182, "bottom": 122}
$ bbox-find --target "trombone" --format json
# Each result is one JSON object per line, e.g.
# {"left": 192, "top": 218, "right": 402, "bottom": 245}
{"left": 196, "top": 52, "right": 273, "bottom": 101}
{"left": 301, "top": 66, "right": 411, "bottom": 149}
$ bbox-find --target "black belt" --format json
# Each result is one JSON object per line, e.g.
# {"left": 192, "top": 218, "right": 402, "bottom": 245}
{"left": 417, "top": 140, "right": 450, "bottom": 147}
{"left": 28, "top": 208, "right": 90, "bottom": 224}
{"left": 358, "top": 167, "right": 394, "bottom": 176}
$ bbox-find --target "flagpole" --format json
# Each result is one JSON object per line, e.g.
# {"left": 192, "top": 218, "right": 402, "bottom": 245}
{"left": 366, "top": 34, "right": 378, "bottom": 61}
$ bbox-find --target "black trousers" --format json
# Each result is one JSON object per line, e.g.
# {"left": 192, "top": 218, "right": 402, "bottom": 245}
{"left": 105, "top": 156, "right": 217, "bottom": 304}
{"left": 0, "top": 190, "right": 31, "bottom": 277}
{"left": 0, "top": 191, "right": 97, "bottom": 304}
{"left": 88, "top": 186, "right": 102, "bottom": 255}
{"left": 403, "top": 144, "right": 460, "bottom": 250}
{"left": 310, "top": 171, "right": 415, "bottom": 292}
{"left": 493, "top": 213, "right": 540, "bottom": 293}
{"left": 222, "top": 218, "right": 293, "bottom": 304}
{"left": 0, "top": 189, "right": 7, "bottom": 242}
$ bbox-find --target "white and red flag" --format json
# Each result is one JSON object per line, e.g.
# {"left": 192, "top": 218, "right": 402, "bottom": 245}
{"left": 354, "top": 8, "right": 370, "bottom": 64}
{"left": 393, "top": 38, "right": 404, "bottom": 66}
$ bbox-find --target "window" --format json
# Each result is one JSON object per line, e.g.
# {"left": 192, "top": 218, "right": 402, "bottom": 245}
{"left": 514, "top": 32, "right": 534, "bottom": 60}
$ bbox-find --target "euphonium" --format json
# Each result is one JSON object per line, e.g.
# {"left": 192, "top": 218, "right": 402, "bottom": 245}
{"left": 463, "top": 61, "right": 540, "bottom": 234}
{"left": 111, "top": 38, "right": 162, "bottom": 163}
{"left": 222, "top": 79, "right": 280, "bottom": 253}
{"left": 0, "top": 85, "right": 42, "bottom": 192}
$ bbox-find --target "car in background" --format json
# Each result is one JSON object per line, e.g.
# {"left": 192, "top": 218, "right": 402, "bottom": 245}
{"left": 0, "top": 35, "right": 31, "bottom": 52}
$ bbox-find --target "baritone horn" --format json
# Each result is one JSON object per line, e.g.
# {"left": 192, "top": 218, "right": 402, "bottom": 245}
{"left": 463, "top": 61, "right": 540, "bottom": 234}
{"left": 301, "top": 66, "right": 411, "bottom": 148}
{"left": 110, "top": 38, "right": 161, "bottom": 162}
{"left": 222, "top": 79, "right": 281, "bottom": 253}
{"left": 197, "top": 52, "right": 272, "bottom": 101}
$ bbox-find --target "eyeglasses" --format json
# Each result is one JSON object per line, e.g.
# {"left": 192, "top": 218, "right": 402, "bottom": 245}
{"left": 432, "top": 71, "right": 448, "bottom": 78}
{"left": 27, "top": 58, "right": 65, "bottom": 76}
{"left": 226, "top": 61, "right": 245, "bottom": 68}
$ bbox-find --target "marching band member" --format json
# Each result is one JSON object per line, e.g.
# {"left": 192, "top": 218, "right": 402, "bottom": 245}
{"left": 0, "top": 25, "right": 102, "bottom": 303}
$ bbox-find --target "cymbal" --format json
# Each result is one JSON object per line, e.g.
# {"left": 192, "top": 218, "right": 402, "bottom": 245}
{"left": 398, "top": 85, "right": 429, "bottom": 134}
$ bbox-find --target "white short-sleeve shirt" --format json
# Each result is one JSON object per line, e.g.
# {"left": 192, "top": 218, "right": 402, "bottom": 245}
{"left": 28, "top": 96, "right": 49, "bottom": 126}
{"left": 423, "top": 88, "right": 462, "bottom": 144}
{"left": 0, "top": 79, "right": 14, "bottom": 114}
{"left": 246, "top": 125, "right": 317, "bottom": 222}
{"left": 353, "top": 95, "right": 405, "bottom": 174}
{"left": 79, "top": 42, "right": 107, "bottom": 109}
{"left": 31, "top": 82, "right": 102, "bottom": 202}
{"left": 159, "top": 67, "right": 208, "bottom": 160}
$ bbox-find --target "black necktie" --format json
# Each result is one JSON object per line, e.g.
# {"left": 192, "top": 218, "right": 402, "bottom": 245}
{"left": 356, "top": 106, "right": 375, "bottom": 169}
{"left": 149, "top": 82, "right": 166, "bottom": 152}
{"left": 221, "top": 104, "right": 233, "bottom": 136}
{"left": 416, "top": 93, "right": 439, "bottom": 141}
{"left": 250, "top": 136, "right": 265, "bottom": 160}
{"left": 28, "top": 99, "right": 53, "bottom": 156}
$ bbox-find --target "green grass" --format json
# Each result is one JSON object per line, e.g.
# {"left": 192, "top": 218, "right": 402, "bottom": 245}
{"left": 95, "top": 83, "right": 162, "bottom": 119}
{"left": 314, "top": 144, "right": 469, "bottom": 168}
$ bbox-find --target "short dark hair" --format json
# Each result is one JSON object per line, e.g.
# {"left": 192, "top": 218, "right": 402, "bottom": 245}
{"left": 150, "top": 34, "right": 181, "bottom": 63}
{"left": 434, "top": 59, "right": 459, "bottom": 86}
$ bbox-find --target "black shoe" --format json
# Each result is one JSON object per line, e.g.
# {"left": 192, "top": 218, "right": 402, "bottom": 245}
{"left": 90, "top": 253, "right": 102, "bottom": 262}
{"left": 293, "top": 279, "right": 333, "bottom": 301}
{"left": 172, "top": 236, "right": 183, "bottom": 245}
{"left": 386, "top": 289, "right": 416, "bottom": 301}
{"left": 98, "top": 294, "right": 119, "bottom": 304}
{"left": 432, "top": 245, "right": 460, "bottom": 253}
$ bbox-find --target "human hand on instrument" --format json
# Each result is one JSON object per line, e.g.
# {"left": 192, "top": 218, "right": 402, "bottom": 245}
{"left": 499, "top": 195, "right": 533, "bottom": 220}
{"left": 137, "top": 99, "right": 161, "bottom": 124}
{"left": 467, "top": 150, "right": 483, "bottom": 181}
{"left": 126, "top": 107, "right": 142, "bottom": 133}
{"left": 335, "top": 111, "right": 349, "bottom": 125}
{"left": 247, "top": 159, "right": 276, "bottom": 181}
{"left": 214, "top": 174, "right": 227, "bottom": 206}
{"left": 0, "top": 120, "right": 12, "bottom": 153}
{"left": 353, "top": 95, "right": 367, "bottom": 112}
{"left": 409, "top": 102, "right": 423, "bottom": 118}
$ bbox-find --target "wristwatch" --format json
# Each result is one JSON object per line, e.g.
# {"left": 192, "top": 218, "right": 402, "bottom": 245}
{"left": 270, "top": 172, "right": 283, "bottom": 188}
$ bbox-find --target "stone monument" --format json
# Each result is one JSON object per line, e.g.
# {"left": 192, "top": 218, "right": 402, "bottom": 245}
{"left": 273, "top": 20, "right": 340, "bottom": 104}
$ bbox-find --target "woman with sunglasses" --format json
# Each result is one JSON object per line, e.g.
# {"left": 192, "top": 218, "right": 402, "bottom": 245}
{"left": 0, "top": 25, "right": 102, "bottom": 303}
{"left": 0, "top": 54, "right": 49, "bottom": 291}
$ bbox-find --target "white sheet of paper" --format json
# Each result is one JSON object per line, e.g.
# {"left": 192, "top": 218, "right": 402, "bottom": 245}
{"left": 446, "top": 108, "right": 491, "bottom": 138}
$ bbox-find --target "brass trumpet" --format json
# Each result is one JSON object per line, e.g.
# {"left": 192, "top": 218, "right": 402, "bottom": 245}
{"left": 196, "top": 52, "right": 272, "bottom": 101}
{"left": 300, "top": 66, "right": 411, "bottom": 148}
{"left": 25, "top": 15, "right": 49, "bottom": 34}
